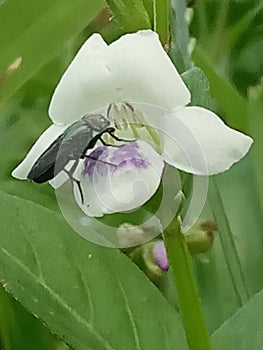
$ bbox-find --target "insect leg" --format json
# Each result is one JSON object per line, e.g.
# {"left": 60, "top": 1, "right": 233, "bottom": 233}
{"left": 98, "top": 135, "right": 124, "bottom": 148}
{"left": 63, "top": 161, "right": 84, "bottom": 204}
{"left": 98, "top": 136, "right": 114, "bottom": 147}
{"left": 81, "top": 127, "right": 115, "bottom": 155}
{"left": 107, "top": 128, "right": 134, "bottom": 143}
{"left": 93, "top": 128, "right": 124, "bottom": 148}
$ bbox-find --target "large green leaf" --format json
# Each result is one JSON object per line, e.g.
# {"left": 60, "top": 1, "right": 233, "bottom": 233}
{"left": 192, "top": 152, "right": 263, "bottom": 333}
{"left": 0, "top": 286, "right": 60, "bottom": 350}
{"left": 0, "top": 0, "right": 105, "bottom": 104}
{"left": 248, "top": 81, "right": 263, "bottom": 214}
{"left": 208, "top": 178, "right": 250, "bottom": 307}
{"left": 0, "top": 99, "right": 58, "bottom": 209}
{"left": 211, "top": 288, "right": 263, "bottom": 350}
{"left": 0, "top": 191, "right": 188, "bottom": 350}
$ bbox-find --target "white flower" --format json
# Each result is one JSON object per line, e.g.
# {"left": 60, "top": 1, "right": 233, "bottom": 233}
{"left": 12, "top": 30, "right": 253, "bottom": 218}
{"left": 75, "top": 139, "right": 164, "bottom": 216}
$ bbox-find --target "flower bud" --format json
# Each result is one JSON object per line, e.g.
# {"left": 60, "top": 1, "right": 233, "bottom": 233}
{"left": 141, "top": 241, "right": 165, "bottom": 278}
{"left": 146, "top": 220, "right": 216, "bottom": 273}
{"left": 185, "top": 220, "right": 217, "bottom": 255}
{"left": 153, "top": 241, "right": 169, "bottom": 271}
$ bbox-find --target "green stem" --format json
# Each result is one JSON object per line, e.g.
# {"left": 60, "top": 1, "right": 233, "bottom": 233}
{"left": 153, "top": 0, "right": 169, "bottom": 48}
{"left": 162, "top": 217, "right": 213, "bottom": 350}
{"left": 105, "top": 0, "right": 151, "bottom": 32}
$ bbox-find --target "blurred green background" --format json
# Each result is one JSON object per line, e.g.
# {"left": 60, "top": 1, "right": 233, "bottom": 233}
{"left": 0, "top": 0, "right": 263, "bottom": 349}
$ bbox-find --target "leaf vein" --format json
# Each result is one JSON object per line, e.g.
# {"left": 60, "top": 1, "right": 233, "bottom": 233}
{"left": 117, "top": 280, "right": 142, "bottom": 350}
{"left": 77, "top": 266, "right": 95, "bottom": 324}
{"left": 1, "top": 247, "right": 116, "bottom": 350}
{"left": 21, "top": 221, "right": 45, "bottom": 283}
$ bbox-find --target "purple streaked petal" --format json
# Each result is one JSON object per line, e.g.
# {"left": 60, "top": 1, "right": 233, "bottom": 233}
{"left": 74, "top": 140, "right": 164, "bottom": 217}
{"left": 83, "top": 141, "right": 149, "bottom": 177}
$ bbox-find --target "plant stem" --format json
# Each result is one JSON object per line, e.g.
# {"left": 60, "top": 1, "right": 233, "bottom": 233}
{"left": 162, "top": 217, "right": 213, "bottom": 350}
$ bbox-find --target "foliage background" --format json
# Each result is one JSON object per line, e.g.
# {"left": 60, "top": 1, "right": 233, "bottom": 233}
{"left": 0, "top": 0, "right": 263, "bottom": 349}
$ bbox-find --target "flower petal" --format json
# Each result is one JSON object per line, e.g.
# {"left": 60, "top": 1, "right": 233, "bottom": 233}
{"left": 147, "top": 106, "right": 253, "bottom": 175}
{"left": 74, "top": 140, "right": 164, "bottom": 216}
{"left": 12, "top": 124, "right": 68, "bottom": 180}
{"left": 49, "top": 167, "right": 72, "bottom": 189}
{"left": 49, "top": 30, "right": 190, "bottom": 125}
{"left": 153, "top": 241, "right": 169, "bottom": 271}
{"left": 49, "top": 34, "right": 108, "bottom": 125}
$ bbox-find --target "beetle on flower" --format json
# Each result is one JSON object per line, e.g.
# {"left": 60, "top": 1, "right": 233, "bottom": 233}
{"left": 12, "top": 30, "right": 253, "bottom": 221}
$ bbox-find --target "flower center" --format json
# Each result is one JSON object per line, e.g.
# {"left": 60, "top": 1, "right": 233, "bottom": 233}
{"left": 106, "top": 102, "right": 162, "bottom": 153}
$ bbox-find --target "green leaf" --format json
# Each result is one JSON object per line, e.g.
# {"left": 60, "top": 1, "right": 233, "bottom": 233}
{"left": 194, "top": 155, "right": 263, "bottom": 333}
{"left": 0, "top": 0, "right": 105, "bottom": 104}
{"left": 0, "top": 191, "right": 188, "bottom": 350}
{"left": 211, "top": 288, "right": 263, "bottom": 350}
{"left": 248, "top": 80, "right": 263, "bottom": 214}
{"left": 0, "top": 99, "right": 58, "bottom": 209}
{"left": 192, "top": 45, "right": 248, "bottom": 132}
{"left": 208, "top": 178, "right": 250, "bottom": 307}
{"left": 105, "top": 0, "right": 151, "bottom": 33}
{"left": 215, "top": 156, "right": 263, "bottom": 295}
{"left": 153, "top": 0, "right": 169, "bottom": 47}
{"left": 182, "top": 67, "right": 215, "bottom": 109}
{"left": 170, "top": 0, "right": 192, "bottom": 72}
{"left": 225, "top": 1, "right": 263, "bottom": 52}
{"left": 142, "top": 0, "right": 154, "bottom": 24}
{"left": 0, "top": 286, "right": 60, "bottom": 350}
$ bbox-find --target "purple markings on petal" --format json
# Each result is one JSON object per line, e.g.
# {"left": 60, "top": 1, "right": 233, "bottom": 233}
{"left": 83, "top": 146, "right": 110, "bottom": 176}
{"left": 118, "top": 158, "right": 147, "bottom": 170}
{"left": 83, "top": 141, "right": 149, "bottom": 177}
{"left": 111, "top": 142, "right": 148, "bottom": 172}
{"left": 153, "top": 241, "right": 169, "bottom": 271}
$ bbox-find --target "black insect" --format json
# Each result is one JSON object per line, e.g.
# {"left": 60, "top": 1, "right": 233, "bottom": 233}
{"left": 27, "top": 113, "right": 124, "bottom": 203}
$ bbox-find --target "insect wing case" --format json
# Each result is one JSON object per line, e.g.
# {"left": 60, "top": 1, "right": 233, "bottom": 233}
{"left": 27, "top": 114, "right": 110, "bottom": 183}
{"left": 27, "top": 134, "right": 64, "bottom": 183}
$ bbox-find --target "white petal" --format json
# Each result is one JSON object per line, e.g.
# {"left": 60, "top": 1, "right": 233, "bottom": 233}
{"left": 108, "top": 31, "right": 190, "bottom": 110}
{"left": 159, "top": 106, "right": 253, "bottom": 175}
{"left": 49, "top": 30, "right": 190, "bottom": 125}
{"left": 75, "top": 140, "right": 164, "bottom": 216}
{"left": 12, "top": 124, "right": 68, "bottom": 179}
{"left": 49, "top": 163, "right": 74, "bottom": 189}
{"left": 49, "top": 34, "right": 108, "bottom": 125}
